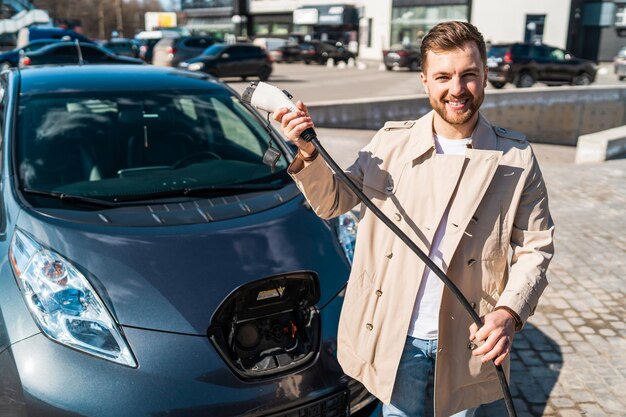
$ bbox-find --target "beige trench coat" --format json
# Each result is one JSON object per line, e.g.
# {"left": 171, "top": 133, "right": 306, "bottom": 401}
{"left": 289, "top": 111, "right": 555, "bottom": 417}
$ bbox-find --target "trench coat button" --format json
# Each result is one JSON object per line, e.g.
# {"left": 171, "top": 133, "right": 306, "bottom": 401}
{"left": 394, "top": 212, "right": 402, "bottom": 221}
{"left": 471, "top": 216, "right": 478, "bottom": 223}
{"left": 366, "top": 323, "right": 373, "bottom": 331}
{"left": 467, "top": 259, "right": 476, "bottom": 266}
{"left": 385, "top": 251, "right": 393, "bottom": 259}
{"left": 468, "top": 342, "right": 477, "bottom": 350}
{"left": 386, "top": 184, "right": 394, "bottom": 192}
{"left": 376, "top": 289, "right": 383, "bottom": 297}
{"left": 471, "top": 302, "right": 477, "bottom": 310}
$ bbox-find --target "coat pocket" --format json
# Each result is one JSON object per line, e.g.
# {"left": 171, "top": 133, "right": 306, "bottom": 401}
{"left": 467, "top": 192, "right": 505, "bottom": 260}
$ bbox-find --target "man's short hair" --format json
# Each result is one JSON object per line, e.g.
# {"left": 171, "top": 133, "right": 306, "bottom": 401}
{"left": 420, "top": 21, "right": 487, "bottom": 73}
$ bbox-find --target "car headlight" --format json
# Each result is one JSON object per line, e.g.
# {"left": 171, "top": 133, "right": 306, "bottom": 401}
{"left": 9, "top": 229, "right": 136, "bottom": 367}
{"left": 335, "top": 212, "right": 358, "bottom": 265}
{"left": 188, "top": 62, "right": 205, "bottom": 71}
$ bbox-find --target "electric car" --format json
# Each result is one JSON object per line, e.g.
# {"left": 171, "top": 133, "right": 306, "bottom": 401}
{"left": 0, "top": 65, "right": 378, "bottom": 416}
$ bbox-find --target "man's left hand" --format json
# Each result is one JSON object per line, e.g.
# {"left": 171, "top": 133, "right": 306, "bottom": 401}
{"left": 468, "top": 309, "right": 516, "bottom": 366}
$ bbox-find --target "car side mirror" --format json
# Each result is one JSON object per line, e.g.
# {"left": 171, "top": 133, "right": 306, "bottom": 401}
{"left": 221, "top": 53, "right": 230, "bottom": 59}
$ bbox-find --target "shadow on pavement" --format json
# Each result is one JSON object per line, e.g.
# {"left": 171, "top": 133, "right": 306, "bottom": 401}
{"left": 476, "top": 323, "right": 562, "bottom": 417}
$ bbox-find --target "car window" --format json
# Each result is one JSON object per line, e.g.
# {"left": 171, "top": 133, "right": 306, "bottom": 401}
{"left": 184, "top": 38, "right": 213, "bottom": 49}
{"left": 618, "top": 48, "right": 626, "bottom": 58}
{"left": 511, "top": 44, "right": 530, "bottom": 57}
{"left": 550, "top": 48, "right": 566, "bottom": 61}
{"left": 227, "top": 46, "right": 249, "bottom": 59}
{"left": 80, "top": 45, "right": 108, "bottom": 62}
{"left": 16, "top": 92, "right": 289, "bottom": 204}
{"left": 49, "top": 45, "right": 77, "bottom": 57}
{"left": 531, "top": 45, "right": 552, "bottom": 59}
{"left": 203, "top": 44, "right": 226, "bottom": 56}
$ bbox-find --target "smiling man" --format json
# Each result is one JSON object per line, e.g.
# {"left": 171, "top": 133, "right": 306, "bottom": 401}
{"left": 274, "top": 21, "right": 555, "bottom": 417}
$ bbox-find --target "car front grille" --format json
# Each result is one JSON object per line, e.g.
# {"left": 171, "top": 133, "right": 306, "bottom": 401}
{"left": 267, "top": 390, "right": 349, "bottom": 417}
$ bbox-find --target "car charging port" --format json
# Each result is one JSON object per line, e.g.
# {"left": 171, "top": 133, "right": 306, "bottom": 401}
{"left": 208, "top": 272, "right": 320, "bottom": 379}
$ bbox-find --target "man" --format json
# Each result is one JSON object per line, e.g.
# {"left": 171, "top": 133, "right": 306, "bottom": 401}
{"left": 273, "top": 21, "right": 554, "bottom": 417}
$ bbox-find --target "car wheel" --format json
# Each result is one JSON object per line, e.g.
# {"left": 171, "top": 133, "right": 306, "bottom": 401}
{"left": 257, "top": 66, "right": 271, "bottom": 81}
{"left": 516, "top": 72, "right": 534, "bottom": 88}
{"left": 385, "top": 65, "right": 393, "bottom": 71}
{"left": 304, "top": 60, "right": 311, "bottom": 65}
{"left": 241, "top": 76, "right": 247, "bottom": 81}
{"left": 572, "top": 72, "right": 592, "bottom": 86}
{"left": 409, "top": 60, "right": 420, "bottom": 72}
{"left": 620, "top": 76, "right": 626, "bottom": 81}
{"left": 489, "top": 81, "right": 506, "bottom": 89}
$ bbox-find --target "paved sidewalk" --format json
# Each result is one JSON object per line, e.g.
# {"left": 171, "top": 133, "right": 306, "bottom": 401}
{"left": 315, "top": 128, "right": 626, "bottom": 417}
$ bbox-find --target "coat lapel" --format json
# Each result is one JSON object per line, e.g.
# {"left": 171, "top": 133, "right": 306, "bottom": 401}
{"left": 440, "top": 114, "right": 503, "bottom": 268}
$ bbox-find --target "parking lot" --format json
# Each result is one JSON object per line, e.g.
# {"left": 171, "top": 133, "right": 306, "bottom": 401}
{"left": 226, "top": 60, "right": 624, "bottom": 103}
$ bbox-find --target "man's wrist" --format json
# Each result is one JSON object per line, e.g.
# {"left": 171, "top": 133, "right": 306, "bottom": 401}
{"left": 297, "top": 146, "right": 319, "bottom": 162}
{"left": 495, "top": 306, "right": 523, "bottom": 331}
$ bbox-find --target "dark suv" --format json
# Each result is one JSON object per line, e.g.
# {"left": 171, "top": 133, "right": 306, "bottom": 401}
{"left": 179, "top": 43, "right": 272, "bottom": 81}
{"left": 300, "top": 40, "right": 355, "bottom": 65}
{"left": 487, "top": 42, "right": 597, "bottom": 88}
{"left": 152, "top": 36, "right": 220, "bottom": 67}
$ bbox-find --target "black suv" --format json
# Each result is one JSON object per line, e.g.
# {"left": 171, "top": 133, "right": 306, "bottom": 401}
{"left": 299, "top": 40, "right": 355, "bottom": 65}
{"left": 179, "top": 43, "right": 272, "bottom": 81}
{"left": 487, "top": 43, "right": 597, "bottom": 88}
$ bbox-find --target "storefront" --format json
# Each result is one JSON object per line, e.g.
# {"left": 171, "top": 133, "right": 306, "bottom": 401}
{"left": 293, "top": 4, "right": 360, "bottom": 48}
{"left": 390, "top": 0, "right": 469, "bottom": 47}
{"left": 181, "top": 0, "right": 236, "bottom": 37}
{"left": 251, "top": 13, "right": 293, "bottom": 37}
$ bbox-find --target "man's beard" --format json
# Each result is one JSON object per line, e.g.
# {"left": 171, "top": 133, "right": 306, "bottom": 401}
{"left": 429, "top": 91, "right": 484, "bottom": 125}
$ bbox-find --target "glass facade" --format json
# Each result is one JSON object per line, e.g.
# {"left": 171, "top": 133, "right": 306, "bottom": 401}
{"left": 390, "top": 5, "right": 468, "bottom": 47}
{"left": 181, "top": 0, "right": 232, "bottom": 8}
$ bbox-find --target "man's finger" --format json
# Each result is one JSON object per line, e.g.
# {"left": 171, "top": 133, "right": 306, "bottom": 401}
{"left": 472, "top": 331, "right": 500, "bottom": 356}
{"left": 297, "top": 100, "right": 309, "bottom": 114}
{"left": 481, "top": 336, "right": 509, "bottom": 363}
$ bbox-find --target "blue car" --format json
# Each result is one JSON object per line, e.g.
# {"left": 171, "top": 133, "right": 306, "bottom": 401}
{"left": 0, "top": 65, "right": 378, "bottom": 416}
{"left": 0, "top": 39, "right": 62, "bottom": 70}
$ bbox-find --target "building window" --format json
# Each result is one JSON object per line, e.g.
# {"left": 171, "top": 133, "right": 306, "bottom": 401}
{"left": 524, "top": 15, "right": 545, "bottom": 44}
{"left": 390, "top": 5, "right": 467, "bottom": 47}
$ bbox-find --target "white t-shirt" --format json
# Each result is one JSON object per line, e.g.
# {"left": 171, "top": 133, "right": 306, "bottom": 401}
{"left": 407, "top": 134, "right": 472, "bottom": 340}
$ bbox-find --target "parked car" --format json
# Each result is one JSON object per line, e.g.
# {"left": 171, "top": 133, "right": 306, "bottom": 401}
{"left": 300, "top": 40, "right": 356, "bottom": 65}
{"left": 134, "top": 30, "right": 180, "bottom": 63}
{"left": 152, "top": 36, "right": 221, "bottom": 67}
{"left": 252, "top": 37, "right": 301, "bottom": 63}
{"left": 486, "top": 42, "right": 597, "bottom": 88}
{"left": 101, "top": 38, "right": 140, "bottom": 58}
{"left": 383, "top": 43, "right": 421, "bottom": 71}
{"left": 20, "top": 42, "right": 145, "bottom": 66}
{"left": 179, "top": 43, "right": 272, "bottom": 81}
{"left": 0, "top": 39, "right": 62, "bottom": 70}
{"left": 0, "top": 64, "right": 379, "bottom": 416}
{"left": 614, "top": 46, "right": 626, "bottom": 81}
{"left": 275, "top": 42, "right": 304, "bottom": 63}
{"left": 16, "top": 26, "right": 92, "bottom": 48}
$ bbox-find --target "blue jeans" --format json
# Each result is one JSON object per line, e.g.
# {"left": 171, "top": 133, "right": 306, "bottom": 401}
{"left": 382, "top": 337, "right": 477, "bottom": 417}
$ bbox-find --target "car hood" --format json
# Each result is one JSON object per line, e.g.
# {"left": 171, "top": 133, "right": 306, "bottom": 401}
{"left": 15, "top": 193, "right": 350, "bottom": 335}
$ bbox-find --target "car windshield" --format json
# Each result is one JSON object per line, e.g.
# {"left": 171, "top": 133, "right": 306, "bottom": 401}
{"left": 203, "top": 44, "right": 226, "bottom": 56}
{"left": 16, "top": 91, "right": 290, "bottom": 207}
{"left": 488, "top": 46, "right": 509, "bottom": 58}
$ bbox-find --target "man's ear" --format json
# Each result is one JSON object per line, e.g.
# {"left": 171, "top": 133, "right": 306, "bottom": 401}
{"left": 420, "top": 71, "right": 429, "bottom": 95}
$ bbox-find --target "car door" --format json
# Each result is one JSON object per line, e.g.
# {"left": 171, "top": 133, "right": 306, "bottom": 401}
{"left": 530, "top": 44, "right": 554, "bottom": 82}
{"left": 217, "top": 46, "right": 242, "bottom": 76}
{"left": 548, "top": 47, "right": 574, "bottom": 82}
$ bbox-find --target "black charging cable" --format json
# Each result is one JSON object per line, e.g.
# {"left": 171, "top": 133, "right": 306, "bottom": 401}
{"left": 300, "top": 130, "right": 517, "bottom": 417}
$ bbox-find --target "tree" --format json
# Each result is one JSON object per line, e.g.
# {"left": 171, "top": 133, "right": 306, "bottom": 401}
{"left": 31, "top": 0, "right": 164, "bottom": 40}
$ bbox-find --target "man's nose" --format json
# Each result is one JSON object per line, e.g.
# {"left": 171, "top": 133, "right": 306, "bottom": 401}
{"left": 449, "top": 76, "right": 465, "bottom": 96}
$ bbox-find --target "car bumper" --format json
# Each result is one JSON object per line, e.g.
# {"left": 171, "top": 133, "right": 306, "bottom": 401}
{"left": 0, "top": 299, "right": 379, "bottom": 416}
{"left": 383, "top": 56, "right": 411, "bottom": 68}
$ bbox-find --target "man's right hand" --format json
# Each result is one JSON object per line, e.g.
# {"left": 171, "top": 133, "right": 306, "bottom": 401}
{"left": 272, "top": 100, "right": 316, "bottom": 157}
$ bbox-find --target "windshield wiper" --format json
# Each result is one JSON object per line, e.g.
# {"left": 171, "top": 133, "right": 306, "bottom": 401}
{"left": 111, "top": 183, "right": 284, "bottom": 203}
{"left": 22, "top": 188, "right": 119, "bottom": 208}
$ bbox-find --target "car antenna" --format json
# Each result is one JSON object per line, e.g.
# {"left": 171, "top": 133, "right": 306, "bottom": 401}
{"left": 74, "top": 39, "right": 84, "bottom": 65}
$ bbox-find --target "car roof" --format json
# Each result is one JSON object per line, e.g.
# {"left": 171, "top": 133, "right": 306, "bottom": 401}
{"left": 17, "top": 65, "right": 227, "bottom": 95}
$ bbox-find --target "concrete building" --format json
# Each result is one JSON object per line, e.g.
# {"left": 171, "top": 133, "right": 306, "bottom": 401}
{"left": 180, "top": 0, "right": 625, "bottom": 62}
